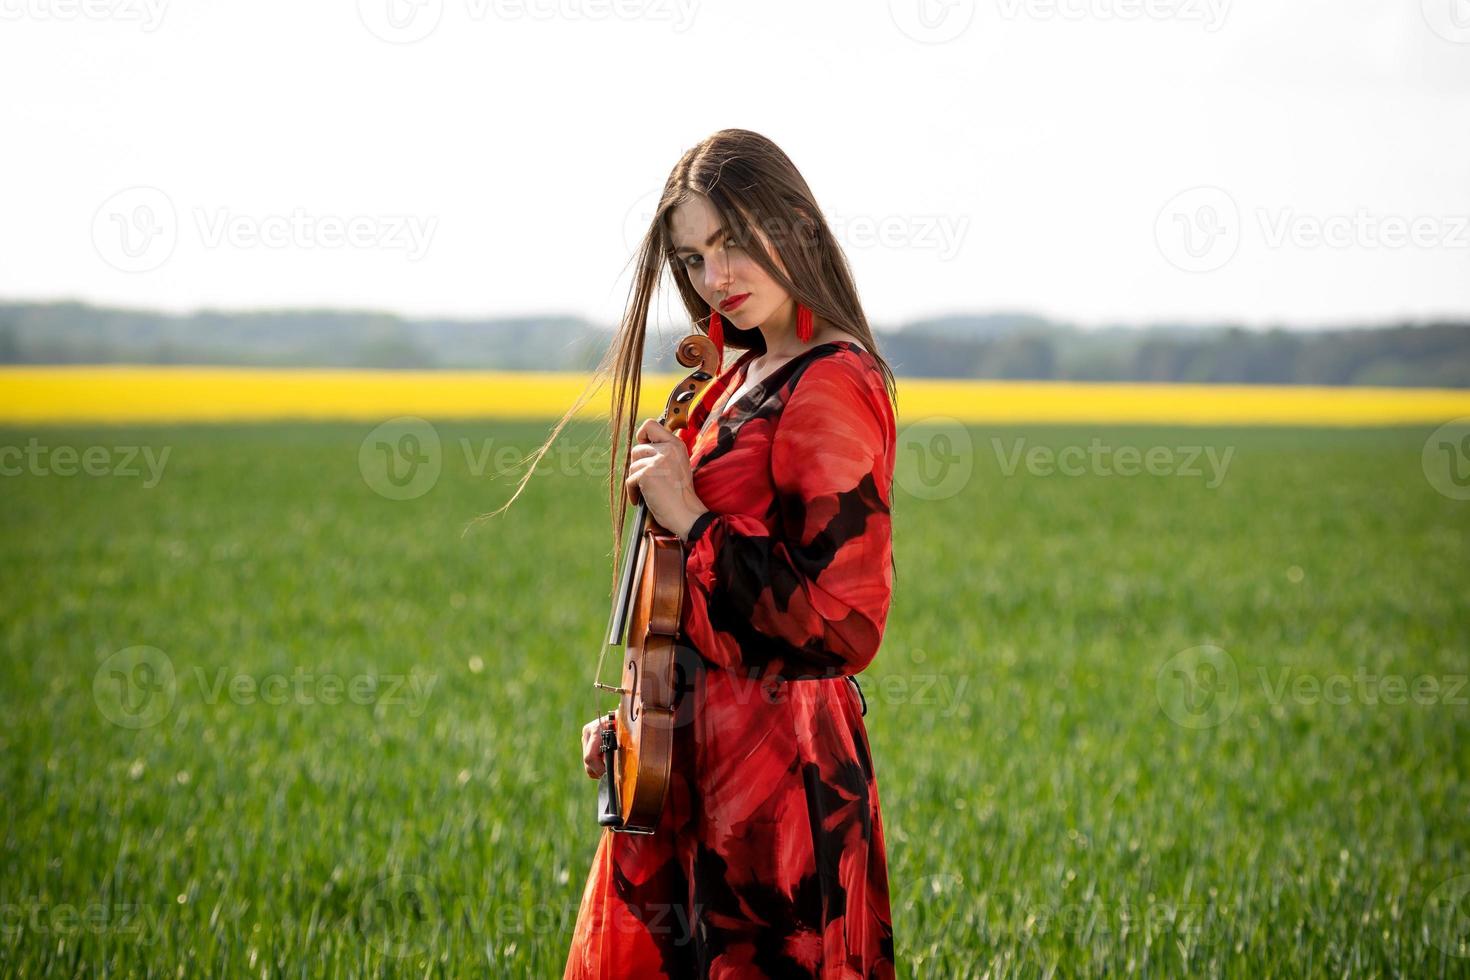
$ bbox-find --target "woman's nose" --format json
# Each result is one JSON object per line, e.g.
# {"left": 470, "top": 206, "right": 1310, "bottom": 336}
{"left": 703, "top": 254, "right": 731, "bottom": 293}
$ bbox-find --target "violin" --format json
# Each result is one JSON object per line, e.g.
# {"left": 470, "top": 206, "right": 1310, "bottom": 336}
{"left": 592, "top": 333, "right": 721, "bottom": 834}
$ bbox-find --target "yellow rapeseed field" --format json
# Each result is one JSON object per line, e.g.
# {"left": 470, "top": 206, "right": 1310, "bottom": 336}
{"left": 2, "top": 365, "right": 1469, "bottom": 425}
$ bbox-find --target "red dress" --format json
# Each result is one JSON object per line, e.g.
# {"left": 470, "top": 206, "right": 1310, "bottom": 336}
{"left": 564, "top": 339, "right": 897, "bottom": 979}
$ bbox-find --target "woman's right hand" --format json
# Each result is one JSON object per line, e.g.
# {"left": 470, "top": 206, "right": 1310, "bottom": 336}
{"left": 581, "top": 715, "right": 614, "bottom": 779}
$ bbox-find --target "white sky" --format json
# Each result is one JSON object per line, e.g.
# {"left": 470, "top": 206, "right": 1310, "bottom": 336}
{"left": 2, "top": 0, "right": 1468, "bottom": 330}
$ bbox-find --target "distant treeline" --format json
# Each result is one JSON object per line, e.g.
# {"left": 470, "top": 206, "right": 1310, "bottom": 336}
{"left": 2, "top": 301, "right": 1467, "bottom": 387}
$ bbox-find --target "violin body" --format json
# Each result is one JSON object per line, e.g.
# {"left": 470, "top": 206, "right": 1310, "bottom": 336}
{"left": 608, "top": 528, "right": 682, "bottom": 832}
{"left": 595, "top": 334, "right": 721, "bottom": 834}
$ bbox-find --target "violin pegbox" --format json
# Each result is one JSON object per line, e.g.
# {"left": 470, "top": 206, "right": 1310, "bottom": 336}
{"left": 662, "top": 334, "right": 721, "bottom": 434}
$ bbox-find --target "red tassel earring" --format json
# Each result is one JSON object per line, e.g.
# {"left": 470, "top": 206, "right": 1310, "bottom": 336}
{"left": 706, "top": 308, "right": 725, "bottom": 362}
{"left": 796, "top": 302, "right": 814, "bottom": 343}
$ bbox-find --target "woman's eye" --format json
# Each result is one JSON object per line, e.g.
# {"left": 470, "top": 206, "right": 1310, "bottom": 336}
{"left": 682, "top": 239, "right": 740, "bottom": 269}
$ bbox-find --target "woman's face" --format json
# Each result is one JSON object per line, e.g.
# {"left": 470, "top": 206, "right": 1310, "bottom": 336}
{"left": 668, "top": 194, "right": 791, "bottom": 329}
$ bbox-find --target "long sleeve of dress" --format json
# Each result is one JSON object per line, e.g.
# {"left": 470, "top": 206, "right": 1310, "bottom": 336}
{"left": 680, "top": 353, "right": 895, "bottom": 680}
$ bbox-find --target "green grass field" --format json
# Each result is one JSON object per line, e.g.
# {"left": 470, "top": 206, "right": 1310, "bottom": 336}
{"left": 1, "top": 421, "right": 1467, "bottom": 977}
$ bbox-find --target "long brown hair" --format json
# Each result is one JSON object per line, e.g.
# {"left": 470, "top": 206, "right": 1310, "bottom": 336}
{"left": 467, "top": 128, "right": 898, "bottom": 599}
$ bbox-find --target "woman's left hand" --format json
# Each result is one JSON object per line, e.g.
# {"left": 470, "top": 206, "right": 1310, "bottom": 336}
{"left": 626, "top": 419, "right": 707, "bottom": 541}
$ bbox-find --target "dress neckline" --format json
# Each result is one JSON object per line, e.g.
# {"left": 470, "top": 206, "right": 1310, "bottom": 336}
{"left": 693, "top": 340, "right": 868, "bottom": 451}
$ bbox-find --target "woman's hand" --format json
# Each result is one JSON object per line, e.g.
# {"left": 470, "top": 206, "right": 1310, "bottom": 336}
{"left": 626, "top": 419, "right": 708, "bottom": 541}
{"left": 581, "top": 715, "right": 614, "bottom": 779}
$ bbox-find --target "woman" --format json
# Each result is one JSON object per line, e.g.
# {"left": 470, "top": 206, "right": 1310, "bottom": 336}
{"left": 515, "top": 129, "right": 901, "bottom": 977}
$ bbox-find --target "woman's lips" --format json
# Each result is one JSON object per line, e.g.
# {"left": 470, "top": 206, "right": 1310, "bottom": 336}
{"left": 719, "top": 293, "right": 750, "bottom": 313}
